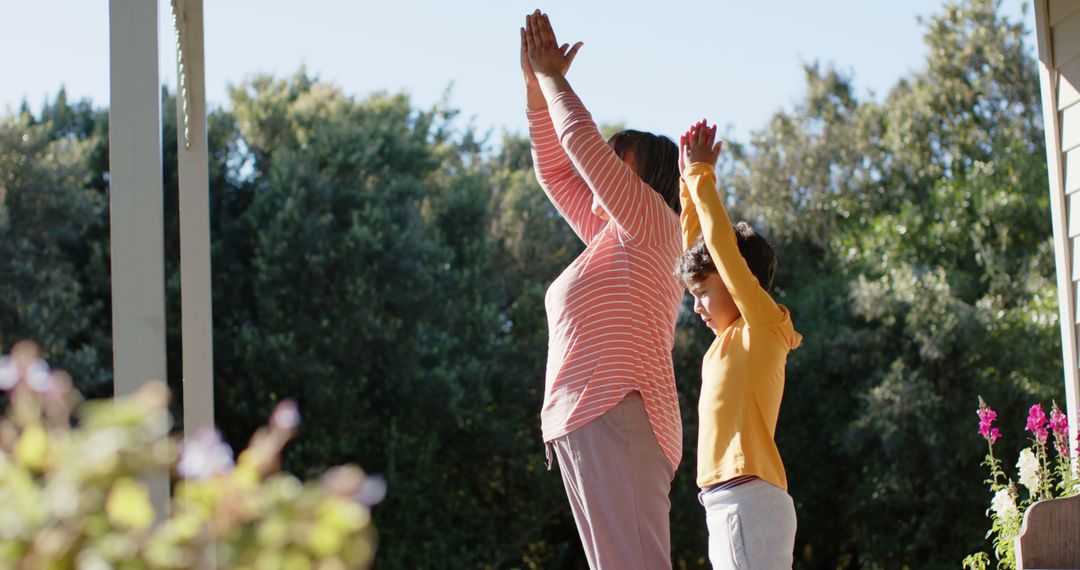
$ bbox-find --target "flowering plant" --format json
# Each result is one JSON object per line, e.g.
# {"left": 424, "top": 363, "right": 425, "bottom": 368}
{"left": 0, "top": 341, "right": 381, "bottom": 568}
{"left": 962, "top": 396, "right": 1078, "bottom": 570}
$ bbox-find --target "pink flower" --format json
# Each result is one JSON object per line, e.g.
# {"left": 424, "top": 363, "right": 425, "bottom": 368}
{"left": 1050, "top": 401, "right": 1071, "bottom": 457}
{"left": 1026, "top": 404, "right": 1049, "bottom": 443}
{"left": 1049, "top": 402, "right": 1068, "bottom": 437}
{"left": 977, "top": 397, "right": 1000, "bottom": 444}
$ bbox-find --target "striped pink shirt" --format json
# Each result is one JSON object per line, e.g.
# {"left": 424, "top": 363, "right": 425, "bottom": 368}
{"left": 528, "top": 91, "right": 684, "bottom": 469}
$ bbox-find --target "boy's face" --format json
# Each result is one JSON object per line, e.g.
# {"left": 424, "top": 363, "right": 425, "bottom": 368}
{"left": 687, "top": 272, "right": 739, "bottom": 332}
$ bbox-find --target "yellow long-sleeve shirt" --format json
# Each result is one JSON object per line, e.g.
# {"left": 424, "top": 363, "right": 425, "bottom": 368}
{"left": 680, "top": 162, "right": 802, "bottom": 491}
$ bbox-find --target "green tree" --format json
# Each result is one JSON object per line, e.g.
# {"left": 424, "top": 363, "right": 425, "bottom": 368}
{"left": 716, "top": 1, "right": 1058, "bottom": 566}
{"left": 0, "top": 89, "right": 112, "bottom": 396}
{"left": 0, "top": 1, "right": 1061, "bottom": 566}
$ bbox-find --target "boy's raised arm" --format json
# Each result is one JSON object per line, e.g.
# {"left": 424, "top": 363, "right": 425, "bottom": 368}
{"left": 678, "top": 128, "right": 702, "bottom": 251}
{"left": 680, "top": 122, "right": 783, "bottom": 328}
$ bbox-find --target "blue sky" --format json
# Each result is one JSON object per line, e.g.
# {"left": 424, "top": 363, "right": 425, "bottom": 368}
{"left": 0, "top": 1, "right": 1036, "bottom": 143}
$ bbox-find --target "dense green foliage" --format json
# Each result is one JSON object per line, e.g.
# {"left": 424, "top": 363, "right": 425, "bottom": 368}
{"left": 718, "top": 3, "right": 1061, "bottom": 567}
{"left": 0, "top": 1, "right": 1064, "bottom": 567}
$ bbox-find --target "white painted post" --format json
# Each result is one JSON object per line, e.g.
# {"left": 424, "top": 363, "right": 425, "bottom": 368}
{"left": 172, "top": 0, "right": 216, "bottom": 440}
{"left": 108, "top": 0, "right": 170, "bottom": 514}
{"left": 1033, "top": 0, "right": 1080, "bottom": 465}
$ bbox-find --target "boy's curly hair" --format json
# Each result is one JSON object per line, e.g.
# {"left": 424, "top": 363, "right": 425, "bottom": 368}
{"left": 676, "top": 222, "right": 776, "bottom": 290}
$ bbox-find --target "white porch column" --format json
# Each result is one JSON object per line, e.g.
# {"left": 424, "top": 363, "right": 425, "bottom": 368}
{"left": 108, "top": 0, "right": 170, "bottom": 513}
{"left": 173, "top": 0, "right": 216, "bottom": 439}
{"left": 1033, "top": 0, "right": 1080, "bottom": 463}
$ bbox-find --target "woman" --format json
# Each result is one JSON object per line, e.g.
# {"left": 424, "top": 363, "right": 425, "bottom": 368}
{"left": 521, "top": 10, "right": 683, "bottom": 569}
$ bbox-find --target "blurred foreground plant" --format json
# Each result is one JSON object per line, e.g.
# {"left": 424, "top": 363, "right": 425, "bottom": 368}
{"left": 0, "top": 341, "right": 380, "bottom": 569}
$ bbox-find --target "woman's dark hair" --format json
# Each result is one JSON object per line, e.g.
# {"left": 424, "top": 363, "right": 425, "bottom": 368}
{"left": 608, "top": 129, "right": 680, "bottom": 214}
{"left": 676, "top": 223, "right": 777, "bottom": 291}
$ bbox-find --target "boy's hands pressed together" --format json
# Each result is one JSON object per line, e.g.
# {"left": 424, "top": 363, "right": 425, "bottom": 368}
{"left": 523, "top": 10, "right": 582, "bottom": 79}
{"left": 680, "top": 119, "right": 724, "bottom": 171}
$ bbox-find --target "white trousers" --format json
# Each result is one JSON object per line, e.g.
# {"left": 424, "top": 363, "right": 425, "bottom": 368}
{"left": 699, "top": 478, "right": 796, "bottom": 569}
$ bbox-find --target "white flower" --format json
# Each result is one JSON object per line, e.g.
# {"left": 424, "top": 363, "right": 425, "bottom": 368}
{"left": 0, "top": 355, "right": 56, "bottom": 393}
{"left": 25, "top": 359, "right": 55, "bottom": 393}
{"left": 177, "top": 427, "right": 234, "bottom": 480}
{"left": 357, "top": 475, "right": 386, "bottom": 507}
{"left": 1017, "top": 448, "right": 1040, "bottom": 492}
{"left": 991, "top": 488, "right": 1018, "bottom": 520}
{"left": 270, "top": 399, "right": 300, "bottom": 430}
{"left": 0, "top": 357, "right": 18, "bottom": 390}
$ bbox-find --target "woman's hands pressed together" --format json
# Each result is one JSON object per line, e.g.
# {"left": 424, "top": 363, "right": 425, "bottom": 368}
{"left": 523, "top": 10, "right": 582, "bottom": 79}
{"left": 520, "top": 10, "right": 582, "bottom": 108}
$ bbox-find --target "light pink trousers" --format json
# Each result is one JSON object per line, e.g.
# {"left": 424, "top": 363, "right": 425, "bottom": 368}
{"left": 550, "top": 392, "right": 675, "bottom": 570}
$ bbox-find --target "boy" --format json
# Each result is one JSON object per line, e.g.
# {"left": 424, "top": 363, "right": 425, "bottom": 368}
{"left": 677, "top": 120, "right": 802, "bottom": 569}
